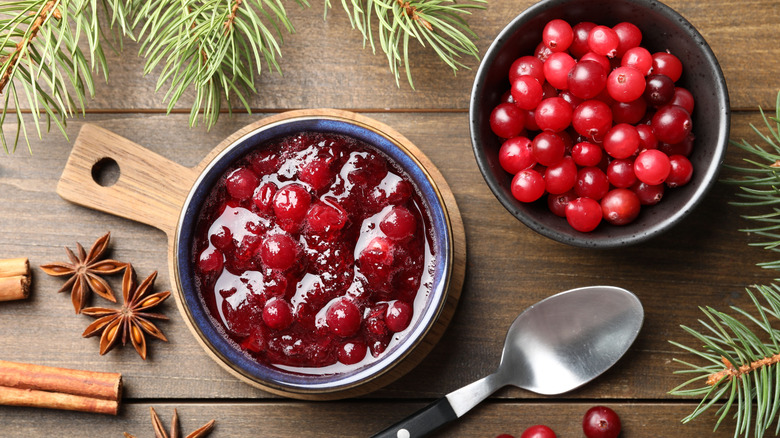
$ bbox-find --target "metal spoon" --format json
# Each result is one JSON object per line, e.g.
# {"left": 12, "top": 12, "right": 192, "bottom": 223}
{"left": 371, "top": 285, "right": 644, "bottom": 438}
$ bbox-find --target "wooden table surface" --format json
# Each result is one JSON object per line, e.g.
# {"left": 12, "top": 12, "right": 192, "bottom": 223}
{"left": 2, "top": 1, "right": 779, "bottom": 436}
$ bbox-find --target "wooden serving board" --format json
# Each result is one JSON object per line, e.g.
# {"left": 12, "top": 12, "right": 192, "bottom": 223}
{"left": 54, "top": 109, "right": 467, "bottom": 400}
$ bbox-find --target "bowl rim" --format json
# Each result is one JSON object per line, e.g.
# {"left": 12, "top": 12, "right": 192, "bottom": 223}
{"left": 172, "top": 111, "right": 456, "bottom": 397}
{"left": 469, "top": 0, "right": 730, "bottom": 248}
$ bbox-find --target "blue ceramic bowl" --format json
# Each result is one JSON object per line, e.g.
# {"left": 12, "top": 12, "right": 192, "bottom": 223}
{"left": 173, "top": 111, "right": 456, "bottom": 399}
{"left": 470, "top": 0, "right": 729, "bottom": 248}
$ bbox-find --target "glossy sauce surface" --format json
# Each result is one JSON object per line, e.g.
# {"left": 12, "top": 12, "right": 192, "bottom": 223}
{"left": 192, "top": 132, "right": 435, "bottom": 373}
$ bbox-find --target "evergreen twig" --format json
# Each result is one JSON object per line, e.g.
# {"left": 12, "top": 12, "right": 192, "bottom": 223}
{"left": 0, "top": 0, "right": 131, "bottom": 153}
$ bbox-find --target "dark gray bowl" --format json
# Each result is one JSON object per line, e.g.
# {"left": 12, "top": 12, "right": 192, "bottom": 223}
{"left": 469, "top": 0, "right": 729, "bottom": 248}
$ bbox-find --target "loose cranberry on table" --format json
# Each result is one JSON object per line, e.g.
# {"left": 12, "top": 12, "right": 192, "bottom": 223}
{"left": 192, "top": 132, "right": 433, "bottom": 370}
{"left": 520, "top": 424, "right": 556, "bottom": 438}
{"left": 583, "top": 406, "right": 621, "bottom": 438}
{"left": 489, "top": 18, "right": 696, "bottom": 232}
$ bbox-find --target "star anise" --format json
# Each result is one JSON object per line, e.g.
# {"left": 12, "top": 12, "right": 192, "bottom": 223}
{"left": 81, "top": 265, "right": 170, "bottom": 360}
{"left": 40, "top": 232, "right": 126, "bottom": 313}
{"left": 124, "top": 407, "right": 215, "bottom": 438}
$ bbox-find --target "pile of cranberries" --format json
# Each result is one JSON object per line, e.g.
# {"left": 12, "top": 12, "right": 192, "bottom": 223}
{"left": 490, "top": 19, "right": 695, "bottom": 232}
{"left": 496, "top": 405, "right": 621, "bottom": 438}
{"left": 192, "top": 132, "right": 433, "bottom": 370}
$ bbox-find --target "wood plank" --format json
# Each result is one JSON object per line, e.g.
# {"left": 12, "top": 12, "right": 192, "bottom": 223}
{"left": 6, "top": 0, "right": 779, "bottom": 113}
{"left": 0, "top": 401, "right": 744, "bottom": 437}
{"left": 0, "top": 111, "right": 777, "bottom": 403}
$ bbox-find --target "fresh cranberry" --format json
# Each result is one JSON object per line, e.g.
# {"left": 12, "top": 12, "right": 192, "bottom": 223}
{"left": 603, "top": 123, "right": 640, "bottom": 159}
{"left": 380, "top": 206, "right": 417, "bottom": 240}
{"left": 490, "top": 103, "right": 526, "bottom": 138}
{"left": 651, "top": 105, "right": 692, "bottom": 144}
{"left": 260, "top": 234, "right": 299, "bottom": 271}
{"left": 572, "top": 141, "right": 603, "bottom": 167}
{"left": 611, "top": 98, "right": 647, "bottom": 125}
{"left": 225, "top": 167, "right": 259, "bottom": 200}
{"left": 543, "top": 52, "right": 576, "bottom": 90}
{"left": 385, "top": 301, "right": 413, "bottom": 332}
{"left": 499, "top": 137, "right": 536, "bottom": 174}
{"left": 567, "top": 60, "right": 607, "bottom": 100}
{"left": 670, "top": 87, "right": 695, "bottom": 114}
{"left": 535, "top": 97, "right": 573, "bottom": 133}
{"left": 547, "top": 190, "right": 577, "bottom": 217}
{"left": 543, "top": 19, "right": 573, "bottom": 52}
{"left": 566, "top": 197, "right": 602, "bottom": 232}
{"left": 634, "top": 149, "right": 671, "bottom": 185}
{"left": 632, "top": 180, "right": 665, "bottom": 205}
{"left": 658, "top": 132, "right": 694, "bottom": 157}
{"left": 338, "top": 341, "right": 367, "bottom": 365}
{"left": 588, "top": 25, "right": 619, "bottom": 57}
{"left": 601, "top": 188, "right": 641, "bottom": 225}
{"left": 512, "top": 75, "right": 545, "bottom": 110}
{"left": 326, "top": 299, "right": 362, "bottom": 337}
{"left": 621, "top": 46, "right": 653, "bottom": 75}
{"left": 579, "top": 52, "right": 610, "bottom": 75}
{"left": 535, "top": 41, "right": 554, "bottom": 62}
{"left": 575, "top": 166, "right": 609, "bottom": 200}
{"left": 607, "top": 158, "right": 637, "bottom": 188}
{"left": 273, "top": 183, "right": 311, "bottom": 222}
{"left": 532, "top": 132, "right": 566, "bottom": 166}
{"left": 262, "top": 298, "right": 293, "bottom": 330}
{"left": 544, "top": 156, "right": 577, "bottom": 194}
{"left": 606, "top": 67, "right": 646, "bottom": 103}
{"left": 570, "top": 22, "right": 597, "bottom": 58}
{"left": 666, "top": 154, "right": 693, "bottom": 187}
{"left": 511, "top": 169, "right": 546, "bottom": 203}
{"left": 572, "top": 100, "right": 612, "bottom": 140}
{"left": 612, "top": 22, "right": 642, "bottom": 57}
{"left": 583, "top": 406, "right": 621, "bottom": 438}
{"left": 520, "top": 424, "right": 556, "bottom": 438}
{"left": 643, "top": 74, "right": 675, "bottom": 107}
{"left": 636, "top": 124, "right": 658, "bottom": 151}
{"left": 509, "top": 55, "right": 545, "bottom": 84}
{"left": 652, "top": 52, "right": 683, "bottom": 82}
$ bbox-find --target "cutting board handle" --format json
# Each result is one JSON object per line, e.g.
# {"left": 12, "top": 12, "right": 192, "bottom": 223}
{"left": 57, "top": 124, "right": 200, "bottom": 237}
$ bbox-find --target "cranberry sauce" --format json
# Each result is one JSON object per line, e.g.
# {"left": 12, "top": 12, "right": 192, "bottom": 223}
{"left": 191, "top": 132, "right": 435, "bottom": 373}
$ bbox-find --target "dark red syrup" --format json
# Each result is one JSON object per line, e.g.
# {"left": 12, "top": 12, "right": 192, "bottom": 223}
{"left": 191, "top": 132, "right": 435, "bottom": 373}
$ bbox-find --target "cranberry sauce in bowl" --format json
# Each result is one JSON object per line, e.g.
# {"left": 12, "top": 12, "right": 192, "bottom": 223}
{"left": 175, "top": 117, "right": 452, "bottom": 395}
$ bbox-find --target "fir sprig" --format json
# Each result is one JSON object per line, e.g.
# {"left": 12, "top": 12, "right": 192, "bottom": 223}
{"left": 723, "top": 91, "right": 780, "bottom": 268}
{"left": 670, "top": 284, "right": 780, "bottom": 438}
{"left": 0, "top": 0, "right": 130, "bottom": 153}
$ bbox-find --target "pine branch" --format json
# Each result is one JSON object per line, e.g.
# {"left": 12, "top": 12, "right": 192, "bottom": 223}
{"left": 670, "top": 284, "right": 780, "bottom": 438}
{"left": 328, "top": 0, "right": 486, "bottom": 88}
{"left": 0, "top": 0, "right": 131, "bottom": 153}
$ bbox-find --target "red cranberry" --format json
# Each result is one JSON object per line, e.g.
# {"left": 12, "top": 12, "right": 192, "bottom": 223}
{"left": 380, "top": 207, "right": 417, "bottom": 240}
{"left": 509, "top": 55, "right": 545, "bottom": 84}
{"left": 666, "top": 154, "right": 693, "bottom": 188}
{"left": 611, "top": 98, "right": 647, "bottom": 125}
{"left": 326, "top": 299, "right": 362, "bottom": 337}
{"left": 606, "top": 67, "right": 646, "bottom": 103}
{"left": 385, "top": 180, "right": 413, "bottom": 205}
{"left": 543, "top": 52, "right": 576, "bottom": 90}
{"left": 338, "top": 341, "right": 368, "bottom": 365}
{"left": 273, "top": 183, "right": 311, "bottom": 223}
{"left": 634, "top": 149, "right": 671, "bottom": 185}
{"left": 547, "top": 190, "right": 577, "bottom": 217}
{"left": 512, "top": 75, "right": 545, "bottom": 110}
{"left": 300, "top": 159, "right": 334, "bottom": 191}
{"left": 225, "top": 168, "right": 259, "bottom": 200}
{"left": 262, "top": 298, "right": 293, "bottom": 330}
{"left": 583, "top": 406, "right": 621, "bottom": 438}
{"left": 652, "top": 51, "right": 683, "bottom": 82}
{"left": 621, "top": 46, "right": 653, "bottom": 75}
{"left": 532, "top": 132, "right": 566, "bottom": 166}
{"left": 542, "top": 19, "right": 573, "bottom": 52}
{"left": 566, "top": 197, "right": 602, "bottom": 232}
{"left": 385, "top": 301, "right": 413, "bottom": 332}
{"left": 198, "top": 246, "right": 223, "bottom": 272}
{"left": 575, "top": 166, "right": 609, "bottom": 201}
{"left": 572, "top": 141, "right": 603, "bottom": 167}
{"left": 601, "top": 188, "right": 641, "bottom": 225}
{"left": 651, "top": 105, "right": 692, "bottom": 144}
{"left": 603, "top": 123, "right": 640, "bottom": 159}
{"left": 535, "top": 97, "right": 573, "bottom": 133}
{"left": 588, "top": 25, "right": 619, "bottom": 57}
{"left": 306, "top": 202, "right": 347, "bottom": 234}
{"left": 632, "top": 181, "right": 665, "bottom": 205}
{"left": 252, "top": 182, "right": 277, "bottom": 215}
{"left": 607, "top": 158, "right": 637, "bottom": 188}
{"left": 570, "top": 22, "right": 597, "bottom": 58}
{"left": 567, "top": 60, "right": 607, "bottom": 100}
{"left": 670, "top": 87, "right": 695, "bottom": 114}
{"left": 544, "top": 156, "right": 577, "bottom": 194}
{"left": 499, "top": 137, "right": 536, "bottom": 174}
{"left": 579, "top": 52, "right": 610, "bottom": 75}
{"left": 260, "top": 234, "right": 299, "bottom": 271}
{"left": 490, "top": 103, "right": 526, "bottom": 138}
{"left": 612, "top": 22, "right": 642, "bottom": 57}
{"left": 520, "top": 424, "right": 557, "bottom": 438}
{"left": 511, "top": 169, "right": 546, "bottom": 203}
{"left": 643, "top": 74, "right": 675, "bottom": 107}
{"left": 572, "top": 100, "right": 612, "bottom": 140}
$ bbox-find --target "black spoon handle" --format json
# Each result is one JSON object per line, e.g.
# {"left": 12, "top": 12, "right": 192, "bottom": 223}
{"left": 370, "top": 397, "right": 458, "bottom": 438}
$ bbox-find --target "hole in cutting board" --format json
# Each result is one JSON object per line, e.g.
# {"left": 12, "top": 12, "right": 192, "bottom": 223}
{"left": 91, "top": 157, "right": 120, "bottom": 187}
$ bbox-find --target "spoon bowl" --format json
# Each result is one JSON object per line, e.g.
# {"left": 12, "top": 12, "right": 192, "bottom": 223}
{"left": 372, "top": 286, "right": 644, "bottom": 437}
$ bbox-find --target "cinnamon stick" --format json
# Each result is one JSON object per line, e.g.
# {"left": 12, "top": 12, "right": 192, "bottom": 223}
{"left": 0, "top": 386, "right": 118, "bottom": 415}
{"left": 0, "top": 257, "right": 29, "bottom": 278}
{"left": 0, "top": 275, "right": 30, "bottom": 301}
{"left": 0, "top": 360, "right": 121, "bottom": 415}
